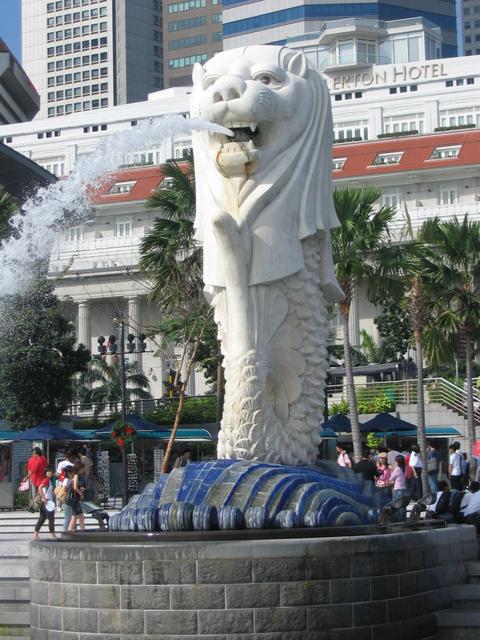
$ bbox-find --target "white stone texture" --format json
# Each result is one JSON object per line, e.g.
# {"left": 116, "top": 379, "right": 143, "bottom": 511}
{"left": 191, "top": 46, "right": 343, "bottom": 465}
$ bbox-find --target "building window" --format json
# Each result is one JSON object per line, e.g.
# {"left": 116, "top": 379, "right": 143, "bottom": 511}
{"left": 383, "top": 113, "right": 424, "bottom": 135}
{"left": 168, "top": 15, "right": 207, "bottom": 31}
{"left": 168, "top": 0, "right": 206, "bottom": 13}
{"left": 381, "top": 191, "right": 401, "bottom": 211}
{"left": 174, "top": 140, "right": 192, "bottom": 158}
{"left": 332, "top": 158, "right": 346, "bottom": 171}
{"left": 64, "top": 226, "right": 84, "bottom": 242}
{"left": 438, "top": 187, "right": 458, "bottom": 205}
{"left": 334, "top": 119, "right": 368, "bottom": 142}
{"left": 430, "top": 146, "right": 461, "bottom": 160}
{"left": 115, "top": 216, "right": 133, "bottom": 236}
{"left": 168, "top": 35, "right": 207, "bottom": 50}
{"left": 372, "top": 152, "right": 403, "bottom": 166}
{"left": 439, "top": 108, "right": 476, "bottom": 128}
{"left": 110, "top": 182, "right": 136, "bottom": 195}
{"left": 39, "top": 158, "right": 66, "bottom": 177}
{"left": 169, "top": 53, "right": 208, "bottom": 69}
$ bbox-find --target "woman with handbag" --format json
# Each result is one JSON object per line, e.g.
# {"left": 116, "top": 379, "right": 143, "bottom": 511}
{"left": 55, "top": 465, "right": 75, "bottom": 531}
{"left": 68, "top": 463, "right": 86, "bottom": 532}
{"left": 32, "top": 465, "right": 56, "bottom": 540}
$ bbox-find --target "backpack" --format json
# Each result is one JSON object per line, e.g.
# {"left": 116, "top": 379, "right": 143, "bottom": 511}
{"left": 448, "top": 490, "right": 464, "bottom": 515}
{"left": 54, "top": 485, "right": 67, "bottom": 501}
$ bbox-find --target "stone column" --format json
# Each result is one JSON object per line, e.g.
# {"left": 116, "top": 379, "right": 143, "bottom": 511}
{"left": 128, "top": 297, "right": 142, "bottom": 365}
{"left": 77, "top": 301, "right": 90, "bottom": 350}
{"left": 348, "top": 291, "right": 360, "bottom": 349}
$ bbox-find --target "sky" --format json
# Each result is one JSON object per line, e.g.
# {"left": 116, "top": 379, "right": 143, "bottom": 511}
{"left": 1, "top": 0, "right": 21, "bottom": 61}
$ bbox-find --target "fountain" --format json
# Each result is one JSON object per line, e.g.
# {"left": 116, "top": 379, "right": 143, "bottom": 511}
{"left": 25, "top": 46, "right": 479, "bottom": 639}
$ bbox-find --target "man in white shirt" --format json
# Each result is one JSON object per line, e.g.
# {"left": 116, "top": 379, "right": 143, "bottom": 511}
{"left": 448, "top": 444, "right": 463, "bottom": 491}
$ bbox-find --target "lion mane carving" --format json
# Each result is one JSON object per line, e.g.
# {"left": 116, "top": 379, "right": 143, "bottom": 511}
{"left": 191, "top": 46, "right": 343, "bottom": 466}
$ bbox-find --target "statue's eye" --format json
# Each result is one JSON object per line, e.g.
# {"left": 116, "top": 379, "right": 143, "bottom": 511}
{"left": 257, "top": 75, "right": 272, "bottom": 85}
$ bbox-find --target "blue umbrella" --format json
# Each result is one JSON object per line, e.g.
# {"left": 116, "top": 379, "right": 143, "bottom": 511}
{"left": 322, "top": 414, "right": 351, "bottom": 433}
{"left": 319, "top": 427, "right": 337, "bottom": 439}
{"left": 12, "top": 423, "right": 86, "bottom": 441}
{"left": 359, "top": 412, "right": 416, "bottom": 433}
{"left": 95, "top": 413, "right": 158, "bottom": 434}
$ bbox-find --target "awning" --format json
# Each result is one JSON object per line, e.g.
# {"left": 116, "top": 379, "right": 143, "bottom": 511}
{"left": 95, "top": 427, "right": 214, "bottom": 442}
{"left": 381, "top": 427, "right": 462, "bottom": 438}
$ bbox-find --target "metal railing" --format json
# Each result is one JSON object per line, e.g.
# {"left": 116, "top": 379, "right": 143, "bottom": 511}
{"left": 65, "top": 394, "right": 216, "bottom": 421}
{"left": 327, "top": 377, "right": 480, "bottom": 423}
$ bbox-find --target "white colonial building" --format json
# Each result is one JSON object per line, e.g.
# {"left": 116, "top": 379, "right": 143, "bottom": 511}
{"left": 1, "top": 17, "right": 480, "bottom": 396}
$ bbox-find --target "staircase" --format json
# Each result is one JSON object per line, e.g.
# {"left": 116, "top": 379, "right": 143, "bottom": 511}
{"left": 0, "top": 508, "right": 117, "bottom": 638}
{"left": 437, "top": 561, "right": 480, "bottom": 639}
{"left": 0, "top": 539, "right": 30, "bottom": 639}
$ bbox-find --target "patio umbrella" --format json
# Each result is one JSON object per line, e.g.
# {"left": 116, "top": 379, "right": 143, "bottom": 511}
{"left": 319, "top": 427, "right": 337, "bottom": 439}
{"left": 95, "top": 413, "right": 158, "bottom": 434}
{"left": 360, "top": 412, "right": 417, "bottom": 433}
{"left": 322, "top": 414, "right": 351, "bottom": 433}
{"left": 12, "top": 423, "right": 87, "bottom": 459}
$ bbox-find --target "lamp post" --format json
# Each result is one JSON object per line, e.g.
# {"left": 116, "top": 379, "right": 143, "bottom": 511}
{"left": 97, "top": 318, "right": 148, "bottom": 508}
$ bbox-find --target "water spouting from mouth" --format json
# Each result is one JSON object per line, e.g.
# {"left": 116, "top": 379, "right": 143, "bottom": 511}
{"left": 0, "top": 115, "right": 231, "bottom": 296}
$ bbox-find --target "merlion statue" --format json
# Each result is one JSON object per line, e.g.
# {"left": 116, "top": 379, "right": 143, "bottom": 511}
{"left": 191, "top": 45, "right": 343, "bottom": 466}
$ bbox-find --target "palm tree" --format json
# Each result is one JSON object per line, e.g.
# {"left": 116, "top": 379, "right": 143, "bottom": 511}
{"left": 139, "top": 149, "right": 202, "bottom": 315}
{"left": 421, "top": 216, "right": 480, "bottom": 474}
{"left": 332, "top": 187, "right": 399, "bottom": 462}
{"left": 76, "top": 358, "right": 152, "bottom": 417}
{"left": 139, "top": 150, "right": 223, "bottom": 470}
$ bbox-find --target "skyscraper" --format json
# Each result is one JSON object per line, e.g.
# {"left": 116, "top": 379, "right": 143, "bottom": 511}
{"left": 22, "top": 0, "right": 163, "bottom": 119}
{"left": 162, "top": 0, "right": 223, "bottom": 88}
{"left": 462, "top": 0, "right": 480, "bottom": 55}
{"left": 223, "top": 0, "right": 458, "bottom": 57}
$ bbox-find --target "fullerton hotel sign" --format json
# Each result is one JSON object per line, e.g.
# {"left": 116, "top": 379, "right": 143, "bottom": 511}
{"left": 330, "top": 62, "right": 447, "bottom": 90}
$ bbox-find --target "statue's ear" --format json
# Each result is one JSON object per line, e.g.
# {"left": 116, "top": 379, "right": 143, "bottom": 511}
{"left": 192, "top": 62, "right": 205, "bottom": 86}
{"left": 283, "top": 51, "right": 308, "bottom": 78}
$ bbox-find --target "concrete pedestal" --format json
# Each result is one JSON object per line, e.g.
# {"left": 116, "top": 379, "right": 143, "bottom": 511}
{"left": 30, "top": 525, "right": 478, "bottom": 639}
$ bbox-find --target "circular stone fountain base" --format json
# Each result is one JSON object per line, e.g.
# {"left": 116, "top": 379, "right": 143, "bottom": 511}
{"left": 30, "top": 525, "right": 478, "bottom": 639}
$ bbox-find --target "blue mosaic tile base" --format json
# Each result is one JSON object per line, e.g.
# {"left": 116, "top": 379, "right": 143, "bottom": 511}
{"left": 109, "top": 460, "right": 387, "bottom": 532}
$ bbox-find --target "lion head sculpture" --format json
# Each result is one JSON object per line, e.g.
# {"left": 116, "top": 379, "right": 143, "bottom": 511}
{"left": 191, "top": 45, "right": 340, "bottom": 298}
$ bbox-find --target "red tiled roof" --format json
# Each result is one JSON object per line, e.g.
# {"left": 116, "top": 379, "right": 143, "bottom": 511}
{"left": 88, "top": 165, "right": 166, "bottom": 205}
{"left": 332, "top": 129, "right": 480, "bottom": 179}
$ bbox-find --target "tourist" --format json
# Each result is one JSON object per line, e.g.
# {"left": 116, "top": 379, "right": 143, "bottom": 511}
{"left": 390, "top": 455, "right": 408, "bottom": 521}
{"left": 409, "top": 444, "right": 423, "bottom": 499}
{"left": 426, "top": 442, "right": 441, "bottom": 493}
{"left": 463, "top": 481, "right": 480, "bottom": 530}
{"left": 353, "top": 448, "right": 379, "bottom": 483}
{"left": 32, "top": 465, "right": 57, "bottom": 541}
{"left": 174, "top": 448, "right": 192, "bottom": 469}
{"left": 426, "top": 480, "right": 451, "bottom": 519}
{"left": 80, "top": 446, "right": 93, "bottom": 499}
{"left": 68, "top": 463, "right": 86, "bottom": 531}
{"left": 448, "top": 444, "right": 463, "bottom": 491}
{"left": 461, "top": 453, "right": 470, "bottom": 489}
{"left": 56, "top": 448, "right": 77, "bottom": 478}
{"left": 387, "top": 446, "right": 403, "bottom": 470}
{"left": 59, "top": 466, "right": 75, "bottom": 531}
{"left": 26, "top": 447, "right": 48, "bottom": 497}
{"left": 336, "top": 444, "right": 352, "bottom": 468}
{"left": 376, "top": 452, "right": 391, "bottom": 488}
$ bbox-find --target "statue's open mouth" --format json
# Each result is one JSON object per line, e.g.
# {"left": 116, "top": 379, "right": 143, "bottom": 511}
{"left": 213, "top": 122, "right": 261, "bottom": 148}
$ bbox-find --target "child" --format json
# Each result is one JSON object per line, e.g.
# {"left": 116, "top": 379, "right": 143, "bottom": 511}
{"left": 32, "top": 465, "right": 57, "bottom": 541}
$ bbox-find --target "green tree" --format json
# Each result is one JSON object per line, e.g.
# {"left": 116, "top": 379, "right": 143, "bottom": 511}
{"left": 75, "top": 358, "right": 152, "bottom": 418}
{"left": 0, "top": 280, "right": 90, "bottom": 428}
{"left": 332, "top": 187, "right": 399, "bottom": 462}
{"left": 374, "top": 299, "right": 412, "bottom": 361}
{"left": 0, "top": 185, "right": 16, "bottom": 241}
{"left": 421, "top": 216, "right": 480, "bottom": 472}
